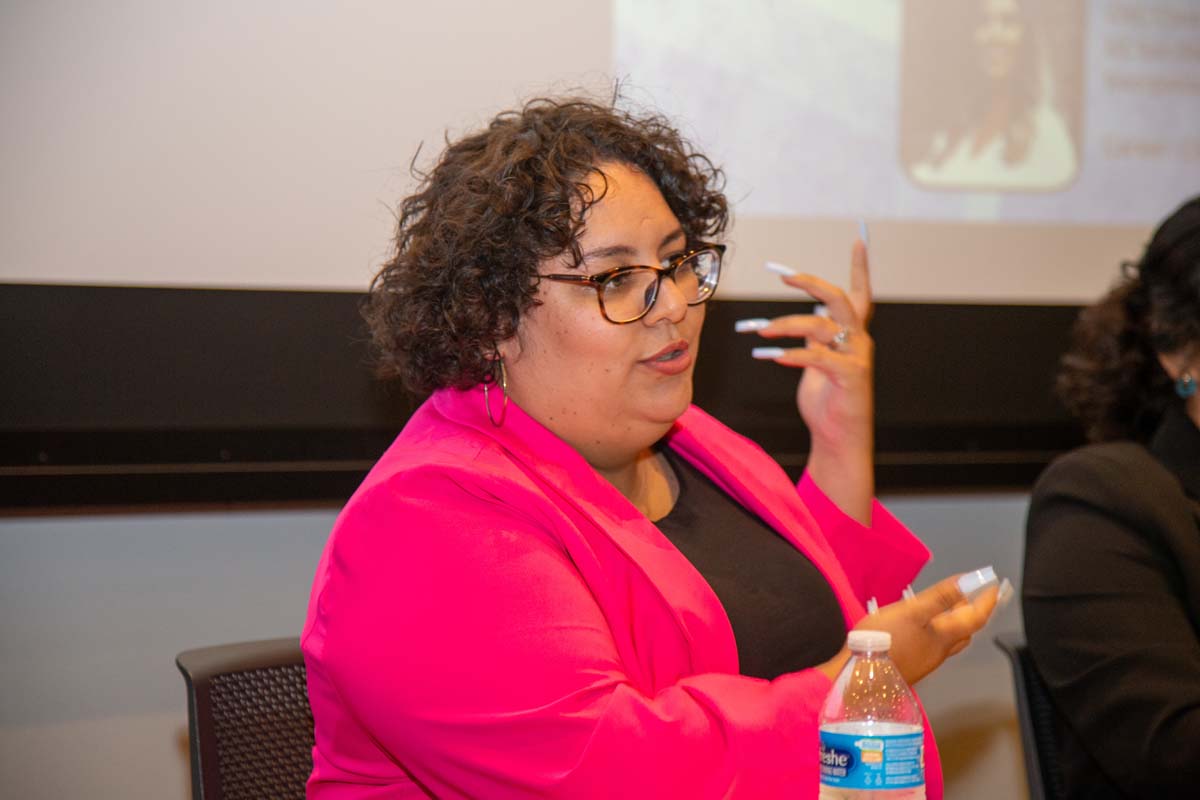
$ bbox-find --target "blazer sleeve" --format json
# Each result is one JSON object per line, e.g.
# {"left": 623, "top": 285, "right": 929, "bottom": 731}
{"left": 1023, "top": 447, "right": 1200, "bottom": 796}
{"left": 306, "top": 468, "right": 836, "bottom": 799}
{"left": 796, "top": 471, "right": 930, "bottom": 605}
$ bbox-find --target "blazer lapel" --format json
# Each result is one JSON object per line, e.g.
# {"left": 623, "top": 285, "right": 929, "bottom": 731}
{"left": 664, "top": 405, "right": 863, "bottom": 625}
{"left": 431, "top": 387, "right": 738, "bottom": 676}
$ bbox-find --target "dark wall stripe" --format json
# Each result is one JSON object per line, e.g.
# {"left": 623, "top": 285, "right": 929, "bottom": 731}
{"left": 1, "top": 284, "right": 1083, "bottom": 508}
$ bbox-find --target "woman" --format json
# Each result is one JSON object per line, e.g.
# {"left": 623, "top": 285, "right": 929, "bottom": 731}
{"left": 303, "top": 95, "right": 998, "bottom": 798}
{"left": 902, "top": 0, "right": 1078, "bottom": 191}
{"left": 1023, "top": 196, "right": 1200, "bottom": 799}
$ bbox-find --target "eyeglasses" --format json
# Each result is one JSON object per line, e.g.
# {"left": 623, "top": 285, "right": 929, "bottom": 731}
{"left": 541, "top": 243, "right": 725, "bottom": 324}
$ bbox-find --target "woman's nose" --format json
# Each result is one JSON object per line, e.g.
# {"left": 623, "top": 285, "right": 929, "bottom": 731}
{"left": 643, "top": 272, "right": 689, "bottom": 325}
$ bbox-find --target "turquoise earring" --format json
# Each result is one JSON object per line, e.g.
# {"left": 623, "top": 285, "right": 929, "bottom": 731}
{"left": 1177, "top": 372, "right": 1197, "bottom": 399}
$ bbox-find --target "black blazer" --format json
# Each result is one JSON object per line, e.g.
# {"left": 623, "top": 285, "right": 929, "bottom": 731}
{"left": 1023, "top": 406, "right": 1200, "bottom": 799}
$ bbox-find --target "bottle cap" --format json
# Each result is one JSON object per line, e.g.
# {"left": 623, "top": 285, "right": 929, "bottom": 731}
{"left": 847, "top": 630, "right": 891, "bottom": 652}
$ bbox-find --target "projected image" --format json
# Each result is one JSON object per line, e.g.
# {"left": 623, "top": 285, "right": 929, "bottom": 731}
{"left": 901, "top": 0, "right": 1083, "bottom": 192}
{"left": 615, "top": 0, "right": 1200, "bottom": 226}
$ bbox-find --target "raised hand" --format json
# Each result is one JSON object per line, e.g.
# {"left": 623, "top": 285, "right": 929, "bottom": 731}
{"left": 738, "top": 230, "right": 875, "bottom": 522}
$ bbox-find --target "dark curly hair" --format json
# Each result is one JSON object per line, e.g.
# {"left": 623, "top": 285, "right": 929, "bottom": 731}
{"left": 364, "top": 93, "right": 729, "bottom": 395}
{"left": 1057, "top": 195, "right": 1200, "bottom": 442}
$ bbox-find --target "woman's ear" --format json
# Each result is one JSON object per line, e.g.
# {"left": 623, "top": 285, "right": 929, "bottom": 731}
{"left": 496, "top": 334, "right": 521, "bottom": 366}
{"left": 1157, "top": 350, "right": 1197, "bottom": 382}
{"left": 1157, "top": 351, "right": 1183, "bottom": 381}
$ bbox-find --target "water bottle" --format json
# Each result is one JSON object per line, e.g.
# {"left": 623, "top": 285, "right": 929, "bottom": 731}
{"left": 818, "top": 630, "right": 925, "bottom": 799}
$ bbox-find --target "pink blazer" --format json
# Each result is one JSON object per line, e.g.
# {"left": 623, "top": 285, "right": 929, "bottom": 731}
{"left": 302, "top": 385, "right": 940, "bottom": 798}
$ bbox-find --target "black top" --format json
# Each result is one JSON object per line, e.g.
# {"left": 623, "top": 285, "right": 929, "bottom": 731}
{"left": 1023, "top": 405, "right": 1200, "bottom": 799}
{"left": 654, "top": 446, "right": 846, "bottom": 680}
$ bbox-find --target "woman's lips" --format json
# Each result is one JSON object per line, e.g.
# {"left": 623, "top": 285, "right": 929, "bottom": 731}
{"left": 640, "top": 341, "right": 692, "bottom": 375}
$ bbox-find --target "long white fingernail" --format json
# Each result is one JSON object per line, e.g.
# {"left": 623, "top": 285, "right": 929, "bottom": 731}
{"left": 866, "top": 596, "right": 879, "bottom": 615}
{"left": 813, "top": 303, "right": 829, "bottom": 318}
{"left": 858, "top": 218, "right": 870, "bottom": 249}
{"left": 752, "top": 347, "right": 786, "bottom": 359}
{"left": 996, "top": 578, "right": 1014, "bottom": 608}
{"left": 902, "top": 584, "right": 916, "bottom": 600}
{"left": 735, "top": 318, "right": 771, "bottom": 333}
{"left": 764, "top": 261, "right": 797, "bottom": 276}
{"left": 957, "top": 566, "right": 997, "bottom": 597}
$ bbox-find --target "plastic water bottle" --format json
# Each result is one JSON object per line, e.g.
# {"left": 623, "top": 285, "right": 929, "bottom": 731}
{"left": 818, "top": 630, "right": 925, "bottom": 799}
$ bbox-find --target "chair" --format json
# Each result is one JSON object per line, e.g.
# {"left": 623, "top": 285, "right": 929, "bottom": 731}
{"left": 994, "top": 633, "right": 1065, "bottom": 800}
{"left": 176, "top": 637, "right": 314, "bottom": 800}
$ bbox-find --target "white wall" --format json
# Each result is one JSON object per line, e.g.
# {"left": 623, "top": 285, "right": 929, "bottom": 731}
{"left": 0, "top": 493, "right": 1031, "bottom": 799}
{"left": 0, "top": 0, "right": 612, "bottom": 291}
{"left": 0, "top": 508, "right": 336, "bottom": 798}
{"left": 884, "top": 492, "right": 1032, "bottom": 800}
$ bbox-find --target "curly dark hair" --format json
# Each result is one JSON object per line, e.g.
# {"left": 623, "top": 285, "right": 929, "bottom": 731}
{"left": 364, "top": 94, "right": 729, "bottom": 395}
{"left": 1057, "top": 195, "right": 1200, "bottom": 442}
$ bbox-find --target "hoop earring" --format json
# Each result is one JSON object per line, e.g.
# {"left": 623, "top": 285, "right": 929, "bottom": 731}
{"left": 1176, "top": 372, "right": 1197, "bottom": 399}
{"left": 483, "top": 355, "right": 508, "bottom": 427}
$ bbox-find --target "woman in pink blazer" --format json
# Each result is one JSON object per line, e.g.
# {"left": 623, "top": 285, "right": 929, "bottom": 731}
{"left": 302, "top": 96, "right": 998, "bottom": 798}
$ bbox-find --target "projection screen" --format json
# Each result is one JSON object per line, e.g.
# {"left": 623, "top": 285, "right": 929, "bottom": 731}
{"left": 2, "top": 0, "right": 1198, "bottom": 302}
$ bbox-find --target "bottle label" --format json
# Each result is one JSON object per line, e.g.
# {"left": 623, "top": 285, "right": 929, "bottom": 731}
{"left": 819, "top": 729, "right": 924, "bottom": 790}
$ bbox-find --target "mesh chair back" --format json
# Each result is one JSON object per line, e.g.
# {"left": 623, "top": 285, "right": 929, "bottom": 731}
{"left": 177, "top": 638, "right": 314, "bottom": 800}
{"left": 995, "top": 633, "right": 1066, "bottom": 800}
